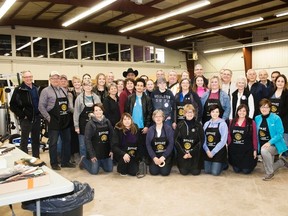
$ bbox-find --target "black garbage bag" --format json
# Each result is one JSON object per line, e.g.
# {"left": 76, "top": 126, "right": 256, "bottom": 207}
{"left": 22, "top": 181, "right": 94, "bottom": 214}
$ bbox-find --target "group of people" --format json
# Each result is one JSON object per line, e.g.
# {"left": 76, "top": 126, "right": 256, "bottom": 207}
{"left": 9, "top": 64, "right": 288, "bottom": 181}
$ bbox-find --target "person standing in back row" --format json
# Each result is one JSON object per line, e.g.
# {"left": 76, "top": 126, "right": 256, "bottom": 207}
{"left": 10, "top": 70, "right": 41, "bottom": 158}
{"left": 38, "top": 71, "right": 75, "bottom": 170}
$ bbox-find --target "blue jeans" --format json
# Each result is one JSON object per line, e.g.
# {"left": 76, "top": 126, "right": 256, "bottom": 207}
{"left": 204, "top": 161, "right": 224, "bottom": 176}
{"left": 78, "top": 134, "right": 87, "bottom": 157}
{"left": 48, "top": 128, "right": 71, "bottom": 166}
{"left": 82, "top": 157, "right": 113, "bottom": 175}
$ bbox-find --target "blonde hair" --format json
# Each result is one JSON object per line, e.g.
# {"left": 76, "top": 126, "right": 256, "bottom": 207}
{"left": 183, "top": 104, "right": 195, "bottom": 115}
{"left": 208, "top": 75, "right": 221, "bottom": 89}
{"left": 72, "top": 75, "right": 81, "bottom": 83}
{"left": 152, "top": 109, "right": 165, "bottom": 122}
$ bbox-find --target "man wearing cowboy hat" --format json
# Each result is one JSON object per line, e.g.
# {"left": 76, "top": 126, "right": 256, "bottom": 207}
{"left": 123, "top": 68, "right": 138, "bottom": 80}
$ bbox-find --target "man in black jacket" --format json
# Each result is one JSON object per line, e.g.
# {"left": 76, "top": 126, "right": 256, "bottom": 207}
{"left": 125, "top": 78, "right": 153, "bottom": 161}
{"left": 10, "top": 71, "right": 41, "bottom": 158}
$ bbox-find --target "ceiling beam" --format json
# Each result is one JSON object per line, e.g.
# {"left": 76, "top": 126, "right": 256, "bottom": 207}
{"left": 32, "top": 3, "right": 55, "bottom": 20}
{"left": 53, "top": 5, "right": 77, "bottom": 21}
{"left": 8, "top": 1, "right": 29, "bottom": 19}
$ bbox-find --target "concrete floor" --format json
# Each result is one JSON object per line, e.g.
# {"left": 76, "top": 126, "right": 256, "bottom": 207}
{"left": 1, "top": 151, "right": 288, "bottom": 216}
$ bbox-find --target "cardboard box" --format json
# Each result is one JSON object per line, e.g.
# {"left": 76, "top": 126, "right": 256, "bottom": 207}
{"left": 0, "top": 173, "right": 50, "bottom": 195}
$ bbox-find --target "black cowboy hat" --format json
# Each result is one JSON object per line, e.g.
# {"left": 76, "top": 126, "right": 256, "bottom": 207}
{"left": 123, "top": 68, "right": 138, "bottom": 78}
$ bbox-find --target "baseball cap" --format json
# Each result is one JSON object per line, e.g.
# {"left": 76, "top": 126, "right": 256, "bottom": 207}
{"left": 60, "top": 74, "right": 68, "bottom": 80}
{"left": 49, "top": 71, "right": 60, "bottom": 77}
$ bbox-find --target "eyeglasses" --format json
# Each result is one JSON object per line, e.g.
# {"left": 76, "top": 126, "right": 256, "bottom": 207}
{"left": 260, "top": 106, "right": 270, "bottom": 109}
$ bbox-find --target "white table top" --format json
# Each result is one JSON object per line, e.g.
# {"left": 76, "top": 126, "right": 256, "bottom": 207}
{"left": 0, "top": 145, "right": 74, "bottom": 206}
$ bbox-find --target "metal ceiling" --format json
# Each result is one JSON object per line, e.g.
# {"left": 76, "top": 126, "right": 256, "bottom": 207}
{"left": 0, "top": 0, "right": 287, "bottom": 51}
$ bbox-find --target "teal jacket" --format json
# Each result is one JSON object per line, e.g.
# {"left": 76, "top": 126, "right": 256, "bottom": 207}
{"left": 255, "top": 113, "right": 287, "bottom": 154}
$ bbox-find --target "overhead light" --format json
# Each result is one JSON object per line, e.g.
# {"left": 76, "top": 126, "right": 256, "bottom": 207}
{"left": 16, "top": 37, "right": 42, "bottom": 51}
{"left": 119, "top": 0, "right": 210, "bottom": 33}
{"left": 62, "top": 0, "right": 117, "bottom": 27}
{"left": 166, "top": 17, "right": 263, "bottom": 42}
{"left": 203, "top": 38, "right": 288, "bottom": 53}
{"left": 0, "top": 0, "right": 16, "bottom": 19}
{"left": 275, "top": 11, "right": 288, "bottom": 17}
{"left": 58, "top": 41, "right": 91, "bottom": 53}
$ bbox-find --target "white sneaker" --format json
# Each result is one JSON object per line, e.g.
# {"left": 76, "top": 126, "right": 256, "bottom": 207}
{"left": 257, "top": 155, "right": 263, "bottom": 162}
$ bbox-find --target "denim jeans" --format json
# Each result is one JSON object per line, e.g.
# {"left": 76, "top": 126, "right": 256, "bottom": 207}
{"left": 78, "top": 134, "right": 87, "bottom": 157}
{"left": 204, "top": 161, "right": 224, "bottom": 176}
{"left": 19, "top": 116, "right": 41, "bottom": 158}
{"left": 48, "top": 127, "right": 71, "bottom": 166}
{"left": 82, "top": 157, "right": 113, "bottom": 175}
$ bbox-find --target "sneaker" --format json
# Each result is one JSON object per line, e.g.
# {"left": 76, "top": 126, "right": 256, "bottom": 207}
{"left": 257, "top": 155, "right": 263, "bottom": 162}
{"left": 61, "top": 162, "right": 76, "bottom": 168}
{"left": 279, "top": 154, "right": 288, "bottom": 168}
{"left": 262, "top": 173, "right": 274, "bottom": 181}
{"left": 79, "top": 156, "right": 85, "bottom": 170}
{"left": 120, "top": 173, "right": 128, "bottom": 176}
{"left": 51, "top": 164, "right": 61, "bottom": 170}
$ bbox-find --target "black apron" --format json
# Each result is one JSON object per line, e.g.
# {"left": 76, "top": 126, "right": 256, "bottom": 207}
{"left": 152, "top": 128, "right": 172, "bottom": 164}
{"left": 177, "top": 124, "right": 201, "bottom": 170}
{"left": 176, "top": 101, "right": 186, "bottom": 123}
{"left": 270, "top": 97, "right": 281, "bottom": 115}
{"left": 204, "top": 123, "right": 227, "bottom": 163}
{"left": 228, "top": 123, "right": 257, "bottom": 170}
{"left": 203, "top": 91, "right": 224, "bottom": 123}
{"left": 90, "top": 122, "right": 110, "bottom": 160}
{"left": 48, "top": 87, "right": 70, "bottom": 130}
{"left": 79, "top": 94, "right": 94, "bottom": 135}
{"left": 126, "top": 142, "right": 138, "bottom": 158}
{"left": 258, "top": 119, "right": 271, "bottom": 148}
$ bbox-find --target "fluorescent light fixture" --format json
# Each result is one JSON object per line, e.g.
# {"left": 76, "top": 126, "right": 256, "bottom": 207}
{"left": 206, "top": 17, "right": 263, "bottom": 32}
{"left": 62, "top": 0, "right": 117, "bottom": 27}
{"left": 58, "top": 41, "right": 91, "bottom": 53}
{"left": 16, "top": 37, "right": 42, "bottom": 51}
{"left": 119, "top": 0, "right": 210, "bottom": 33}
{"left": 203, "top": 38, "right": 288, "bottom": 53}
{"left": 4, "top": 53, "right": 10, "bottom": 56}
{"left": 166, "top": 17, "right": 263, "bottom": 42}
{"left": 275, "top": 11, "right": 288, "bottom": 17}
{"left": 0, "top": 0, "right": 16, "bottom": 19}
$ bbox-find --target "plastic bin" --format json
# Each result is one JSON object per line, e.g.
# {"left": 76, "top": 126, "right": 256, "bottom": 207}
{"left": 22, "top": 181, "right": 94, "bottom": 216}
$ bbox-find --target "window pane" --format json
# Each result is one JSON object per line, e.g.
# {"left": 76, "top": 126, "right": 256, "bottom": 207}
{"left": 155, "top": 48, "right": 165, "bottom": 63}
{"left": 16, "top": 36, "right": 31, "bottom": 57}
{"left": 50, "top": 38, "right": 63, "bottom": 58}
{"left": 33, "top": 37, "right": 47, "bottom": 58}
{"left": 95, "top": 42, "right": 106, "bottom": 61}
{"left": 81, "top": 41, "right": 93, "bottom": 60}
{"left": 0, "top": 35, "right": 11, "bottom": 56}
{"left": 120, "top": 44, "right": 131, "bottom": 62}
{"left": 145, "top": 46, "right": 154, "bottom": 63}
{"left": 133, "top": 45, "right": 143, "bottom": 62}
{"left": 65, "top": 40, "right": 78, "bottom": 59}
{"left": 108, "top": 43, "right": 119, "bottom": 61}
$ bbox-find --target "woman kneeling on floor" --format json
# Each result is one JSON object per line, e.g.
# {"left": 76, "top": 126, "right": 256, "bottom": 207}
{"left": 203, "top": 105, "right": 228, "bottom": 176}
{"left": 79, "top": 103, "right": 114, "bottom": 174}
{"left": 174, "top": 104, "right": 205, "bottom": 175}
{"left": 228, "top": 104, "right": 258, "bottom": 174}
{"left": 146, "top": 109, "right": 174, "bottom": 176}
{"left": 112, "top": 113, "right": 141, "bottom": 176}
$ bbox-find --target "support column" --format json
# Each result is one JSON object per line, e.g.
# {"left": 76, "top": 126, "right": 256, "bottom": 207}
{"left": 243, "top": 47, "right": 252, "bottom": 73}
{"left": 185, "top": 53, "right": 195, "bottom": 79}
